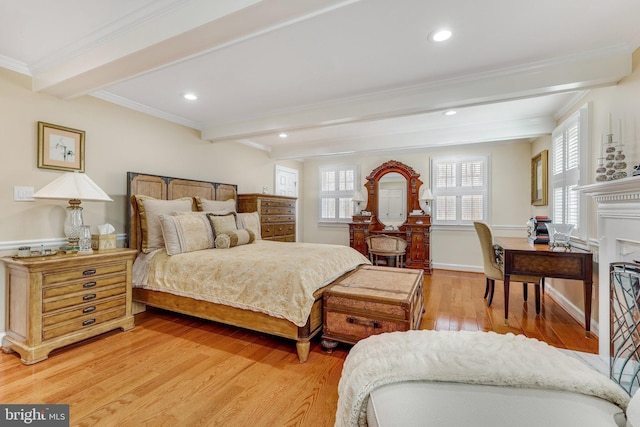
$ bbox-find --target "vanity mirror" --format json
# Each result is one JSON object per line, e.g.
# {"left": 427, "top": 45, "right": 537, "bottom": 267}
{"left": 349, "top": 160, "right": 432, "bottom": 273}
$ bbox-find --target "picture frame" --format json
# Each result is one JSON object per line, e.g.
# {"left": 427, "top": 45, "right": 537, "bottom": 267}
{"left": 531, "top": 149, "right": 548, "bottom": 206}
{"left": 37, "top": 121, "right": 85, "bottom": 172}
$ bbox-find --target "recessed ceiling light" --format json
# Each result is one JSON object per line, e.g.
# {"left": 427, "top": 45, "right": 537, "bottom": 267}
{"left": 279, "top": 133, "right": 288, "bottom": 138}
{"left": 183, "top": 93, "right": 198, "bottom": 101}
{"left": 430, "top": 29, "right": 452, "bottom": 42}
{"left": 443, "top": 110, "right": 457, "bottom": 116}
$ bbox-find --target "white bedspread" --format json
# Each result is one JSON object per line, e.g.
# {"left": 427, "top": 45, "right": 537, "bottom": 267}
{"left": 133, "top": 240, "right": 370, "bottom": 327}
{"left": 335, "top": 330, "right": 629, "bottom": 427}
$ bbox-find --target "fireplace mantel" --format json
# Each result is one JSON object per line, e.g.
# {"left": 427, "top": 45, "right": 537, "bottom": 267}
{"left": 576, "top": 175, "right": 640, "bottom": 203}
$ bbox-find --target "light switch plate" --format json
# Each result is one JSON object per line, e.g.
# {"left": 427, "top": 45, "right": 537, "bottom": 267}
{"left": 14, "top": 186, "right": 35, "bottom": 201}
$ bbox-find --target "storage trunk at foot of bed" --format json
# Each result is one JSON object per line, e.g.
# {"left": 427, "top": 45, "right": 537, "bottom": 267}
{"left": 321, "top": 266, "right": 424, "bottom": 350}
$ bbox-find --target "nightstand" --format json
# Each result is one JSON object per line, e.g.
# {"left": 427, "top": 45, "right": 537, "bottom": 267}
{"left": 2, "top": 248, "right": 137, "bottom": 364}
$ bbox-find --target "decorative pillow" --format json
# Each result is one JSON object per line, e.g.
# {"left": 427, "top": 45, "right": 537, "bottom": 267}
{"left": 134, "top": 195, "right": 194, "bottom": 253}
{"left": 206, "top": 212, "right": 239, "bottom": 238}
{"left": 159, "top": 212, "right": 214, "bottom": 255}
{"left": 215, "top": 229, "right": 255, "bottom": 249}
{"left": 195, "top": 197, "right": 236, "bottom": 213}
{"left": 237, "top": 211, "right": 262, "bottom": 240}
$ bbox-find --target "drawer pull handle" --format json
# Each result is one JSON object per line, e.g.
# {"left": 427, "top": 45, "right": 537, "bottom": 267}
{"left": 83, "top": 294, "right": 96, "bottom": 301}
{"left": 82, "top": 319, "right": 96, "bottom": 327}
{"left": 83, "top": 269, "right": 96, "bottom": 276}
{"left": 83, "top": 282, "right": 97, "bottom": 288}
{"left": 83, "top": 306, "right": 96, "bottom": 314}
{"left": 347, "top": 316, "right": 380, "bottom": 328}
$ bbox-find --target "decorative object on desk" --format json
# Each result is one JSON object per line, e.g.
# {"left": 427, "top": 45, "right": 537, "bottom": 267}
{"left": 419, "top": 187, "right": 434, "bottom": 215}
{"left": 531, "top": 150, "right": 548, "bottom": 206}
{"left": 37, "top": 121, "right": 85, "bottom": 172}
{"left": 527, "top": 216, "right": 551, "bottom": 244}
{"left": 352, "top": 190, "right": 366, "bottom": 214}
{"left": 546, "top": 223, "right": 575, "bottom": 251}
{"left": 33, "top": 172, "right": 113, "bottom": 250}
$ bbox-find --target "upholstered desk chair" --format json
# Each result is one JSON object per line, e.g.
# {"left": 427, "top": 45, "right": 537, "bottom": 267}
{"left": 473, "top": 222, "right": 542, "bottom": 317}
{"left": 365, "top": 235, "right": 408, "bottom": 268}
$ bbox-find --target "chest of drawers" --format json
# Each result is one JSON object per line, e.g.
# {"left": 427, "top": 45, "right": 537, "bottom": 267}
{"left": 238, "top": 194, "right": 297, "bottom": 242}
{"left": 2, "top": 249, "right": 137, "bottom": 364}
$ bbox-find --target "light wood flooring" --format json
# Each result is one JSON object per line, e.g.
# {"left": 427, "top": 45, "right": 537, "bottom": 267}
{"left": 0, "top": 269, "right": 598, "bottom": 426}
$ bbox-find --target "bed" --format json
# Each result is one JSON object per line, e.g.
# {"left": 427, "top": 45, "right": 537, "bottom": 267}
{"left": 336, "top": 330, "right": 634, "bottom": 427}
{"left": 126, "top": 172, "right": 370, "bottom": 362}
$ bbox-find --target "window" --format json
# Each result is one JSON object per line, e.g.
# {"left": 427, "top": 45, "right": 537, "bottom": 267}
{"left": 551, "top": 104, "right": 589, "bottom": 237}
{"left": 319, "top": 164, "right": 359, "bottom": 223}
{"left": 431, "top": 155, "right": 489, "bottom": 225}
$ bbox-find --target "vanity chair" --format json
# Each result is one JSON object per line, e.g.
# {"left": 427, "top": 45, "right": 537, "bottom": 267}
{"left": 365, "top": 234, "right": 408, "bottom": 267}
{"left": 349, "top": 160, "right": 432, "bottom": 273}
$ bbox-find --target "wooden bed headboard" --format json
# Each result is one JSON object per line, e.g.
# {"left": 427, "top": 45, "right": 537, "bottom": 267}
{"left": 126, "top": 172, "right": 238, "bottom": 250}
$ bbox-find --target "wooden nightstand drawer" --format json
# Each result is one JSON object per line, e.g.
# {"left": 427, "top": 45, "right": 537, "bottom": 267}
{"left": 43, "top": 296, "right": 126, "bottom": 328}
{"left": 43, "top": 306, "right": 126, "bottom": 340}
{"left": 43, "top": 284, "right": 126, "bottom": 313}
{"left": 43, "top": 261, "right": 127, "bottom": 286}
{"left": 43, "top": 273, "right": 126, "bottom": 298}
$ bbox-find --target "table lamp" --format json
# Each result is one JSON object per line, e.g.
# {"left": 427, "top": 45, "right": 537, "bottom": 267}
{"left": 33, "top": 172, "right": 113, "bottom": 250}
{"left": 352, "top": 190, "right": 366, "bottom": 214}
{"left": 419, "top": 187, "right": 434, "bottom": 215}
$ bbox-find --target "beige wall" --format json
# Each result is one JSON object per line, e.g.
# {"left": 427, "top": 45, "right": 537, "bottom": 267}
{"left": 0, "top": 68, "right": 302, "bottom": 331}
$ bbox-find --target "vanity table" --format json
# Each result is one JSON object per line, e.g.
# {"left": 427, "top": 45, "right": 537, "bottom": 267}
{"left": 348, "top": 160, "right": 432, "bottom": 274}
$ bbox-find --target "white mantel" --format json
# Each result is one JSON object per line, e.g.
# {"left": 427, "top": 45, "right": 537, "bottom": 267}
{"left": 578, "top": 175, "right": 640, "bottom": 358}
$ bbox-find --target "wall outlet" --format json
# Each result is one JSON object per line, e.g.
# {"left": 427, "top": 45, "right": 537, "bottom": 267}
{"left": 14, "top": 186, "right": 35, "bottom": 201}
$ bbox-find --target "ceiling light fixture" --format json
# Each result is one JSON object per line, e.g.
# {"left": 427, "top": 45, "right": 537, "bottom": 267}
{"left": 279, "top": 133, "right": 288, "bottom": 138}
{"left": 443, "top": 110, "right": 457, "bottom": 116}
{"left": 430, "top": 29, "right": 452, "bottom": 42}
{"left": 183, "top": 93, "right": 198, "bottom": 101}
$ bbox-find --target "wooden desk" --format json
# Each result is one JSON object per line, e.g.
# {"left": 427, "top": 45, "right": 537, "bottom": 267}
{"left": 494, "top": 237, "right": 593, "bottom": 336}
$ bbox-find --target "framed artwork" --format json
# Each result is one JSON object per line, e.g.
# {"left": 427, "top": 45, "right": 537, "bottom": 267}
{"left": 37, "top": 121, "right": 85, "bottom": 172}
{"left": 531, "top": 149, "right": 548, "bottom": 206}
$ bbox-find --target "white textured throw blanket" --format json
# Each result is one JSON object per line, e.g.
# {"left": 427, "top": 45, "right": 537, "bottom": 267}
{"left": 335, "top": 330, "right": 629, "bottom": 427}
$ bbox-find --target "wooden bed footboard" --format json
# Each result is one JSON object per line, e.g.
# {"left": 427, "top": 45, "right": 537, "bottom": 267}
{"left": 132, "top": 285, "right": 327, "bottom": 363}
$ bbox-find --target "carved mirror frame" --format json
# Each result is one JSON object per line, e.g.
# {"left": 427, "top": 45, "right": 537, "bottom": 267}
{"left": 362, "top": 160, "right": 423, "bottom": 230}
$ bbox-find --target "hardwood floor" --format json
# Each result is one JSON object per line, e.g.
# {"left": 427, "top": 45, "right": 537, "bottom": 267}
{"left": 0, "top": 270, "right": 598, "bottom": 426}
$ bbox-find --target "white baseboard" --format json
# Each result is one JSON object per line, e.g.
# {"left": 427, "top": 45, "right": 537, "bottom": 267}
{"left": 545, "top": 283, "right": 599, "bottom": 338}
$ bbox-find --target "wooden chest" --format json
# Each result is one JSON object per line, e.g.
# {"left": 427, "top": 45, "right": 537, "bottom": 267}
{"left": 321, "top": 265, "right": 424, "bottom": 351}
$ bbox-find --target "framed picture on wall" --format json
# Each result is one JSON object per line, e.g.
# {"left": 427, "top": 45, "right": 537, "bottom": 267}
{"left": 37, "top": 121, "right": 85, "bottom": 172}
{"left": 531, "top": 149, "right": 548, "bottom": 206}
